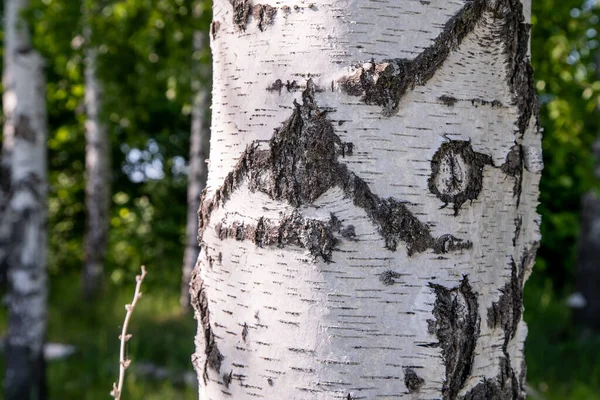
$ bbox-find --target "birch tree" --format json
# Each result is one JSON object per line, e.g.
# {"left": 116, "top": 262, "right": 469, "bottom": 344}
{"left": 191, "top": 0, "right": 542, "bottom": 399}
{"left": 574, "top": 140, "right": 600, "bottom": 328}
{"left": 82, "top": 1, "right": 110, "bottom": 299}
{"left": 1, "top": 0, "right": 48, "bottom": 398}
{"left": 181, "top": 1, "right": 210, "bottom": 310}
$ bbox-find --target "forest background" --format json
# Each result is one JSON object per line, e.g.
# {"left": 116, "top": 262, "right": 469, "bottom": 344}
{"left": 0, "top": 0, "right": 599, "bottom": 398}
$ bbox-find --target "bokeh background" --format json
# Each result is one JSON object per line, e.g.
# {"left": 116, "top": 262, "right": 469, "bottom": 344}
{"left": 1, "top": 0, "right": 599, "bottom": 398}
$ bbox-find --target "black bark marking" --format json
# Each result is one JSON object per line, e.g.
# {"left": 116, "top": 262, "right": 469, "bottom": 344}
{"left": 439, "top": 95, "right": 458, "bottom": 107}
{"left": 380, "top": 270, "right": 403, "bottom": 286}
{"left": 404, "top": 368, "right": 425, "bottom": 392}
{"left": 438, "top": 95, "right": 504, "bottom": 109}
{"left": 267, "top": 79, "right": 299, "bottom": 94}
{"left": 253, "top": 4, "right": 277, "bottom": 31}
{"left": 480, "top": 244, "right": 538, "bottom": 400}
{"left": 14, "top": 115, "right": 35, "bottom": 143}
{"left": 223, "top": 370, "right": 233, "bottom": 388}
{"left": 487, "top": 244, "right": 538, "bottom": 340}
{"left": 428, "top": 276, "right": 480, "bottom": 400}
{"left": 215, "top": 211, "right": 340, "bottom": 262}
{"left": 210, "top": 21, "right": 221, "bottom": 40}
{"left": 462, "top": 357, "right": 523, "bottom": 400}
{"left": 338, "top": 0, "right": 537, "bottom": 137}
{"left": 199, "top": 81, "right": 472, "bottom": 258}
{"left": 267, "top": 377, "right": 274, "bottom": 386}
{"left": 230, "top": 0, "right": 252, "bottom": 31}
{"left": 242, "top": 322, "right": 248, "bottom": 342}
{"left": 500, "top": 144, "right": 524, "bottom": 204}
{"left": 190, "top": 272, "right": 224, "bottom": 384}
{"left": 428, "top": 141, "right": 493, "bottom": 216}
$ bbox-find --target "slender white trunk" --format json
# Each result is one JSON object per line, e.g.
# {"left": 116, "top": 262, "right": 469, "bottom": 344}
{"left": 1, "top": 0, "right": 48, "bottom": 398}
{"left": 192, "top": 1, "right": 541, "bottom": 399}
{"left": 182, "top": 3, "right": 210, "bottom": 309}
{"left": 83, "top": 23, "right": 110, "bottom": 299}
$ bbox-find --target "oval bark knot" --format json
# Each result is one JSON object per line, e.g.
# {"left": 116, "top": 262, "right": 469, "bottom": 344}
{"left": 428, "top": 141, "right": 493, "bottom": 216}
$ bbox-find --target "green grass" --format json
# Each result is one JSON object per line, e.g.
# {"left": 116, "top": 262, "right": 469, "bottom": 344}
{"left": 524, "top": 273, "right": 600, "bottom": 400}
{"left": 1, "top": 271, "right": 198, "bottom": 400}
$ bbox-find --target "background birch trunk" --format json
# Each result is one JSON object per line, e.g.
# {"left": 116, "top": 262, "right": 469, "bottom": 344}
{"left": 191, "top": 0, "right": 541, "bottom": 399}
{"left": 574, "top": 140, "right": 600, "bottom": 328}
{"left": 181, "top": 1, "right": 210, "bottom": 310}
{"left": 82, "top": 7, "right": 110, "bottom": 299}
{"left": 1, "top": 0, "right": 49, "bottom": 398}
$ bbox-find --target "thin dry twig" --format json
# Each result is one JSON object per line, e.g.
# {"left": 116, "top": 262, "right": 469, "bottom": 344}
{"left": 110, "top": 265, "right": 147, "bottom": 399}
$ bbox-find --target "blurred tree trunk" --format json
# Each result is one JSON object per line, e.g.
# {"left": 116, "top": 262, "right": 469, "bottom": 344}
{"left": 82, "top": 4, "right": 110, "bottom": 300}
{"left": 574, "top": 141, "right": 600, "bottom": 328}
{"left": 191, "top": 1, "right": 541, "bottom": 399}
{"left": 181, "top": 2, "right": 209, "bottom": 310}
{"left": 1, "top": 0, "right": 48, "bottom": 398}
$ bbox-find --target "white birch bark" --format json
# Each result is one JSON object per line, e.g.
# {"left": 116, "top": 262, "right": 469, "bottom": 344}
{"left": 191, "top": 1, "right": 541, "bottom": 399}
{"left": 1, "top": 0, "right": 48, "bottom": 398}
{"left": 82, "top": 19, "right": 110, "bottom": 299}
{"left": 182, "top": 2, "right": 210, "bottom": 309}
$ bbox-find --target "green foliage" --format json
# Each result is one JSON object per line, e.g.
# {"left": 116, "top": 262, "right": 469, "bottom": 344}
{"left": 532, "top": 0, "right": 600, "bottom": 292}
{"left": 1, "top": 0, "right": 600, "bottom": 398}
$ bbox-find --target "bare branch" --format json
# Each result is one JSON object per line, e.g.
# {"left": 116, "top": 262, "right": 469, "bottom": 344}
{"left": 110, "top": 265, "right": 147, "bottom": 399}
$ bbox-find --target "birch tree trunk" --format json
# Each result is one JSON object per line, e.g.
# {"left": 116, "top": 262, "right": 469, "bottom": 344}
{"left": 191, "top": 1, "right": 542, "bottom": 399}
{"left": 1, "top": 0, "right": 48, "bottom": 398}
{"left": 82, "top": 11, "right": 110, "bottom": 300}
{"left": 181, "top": 2, "right": 210, "bottom": 310}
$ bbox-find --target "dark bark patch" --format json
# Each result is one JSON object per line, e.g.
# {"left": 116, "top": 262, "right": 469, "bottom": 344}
{"left": 500, "top": 144, "right": 524, "bottom": 203}
{"left": 462, "top": 357, "right": 523, "bottom": 400}
{"left": 242, "top": 322, "right": 248, "bottom": 342}
{"left": 223, "top": 370, "right": 233, "bottom": 388}
{"left": 229, "top": 0, "right": 252, "bottom": 32}
{"left": 14, "top": 116, "right": 35, "bottom": 143}
{"left": 190, "top": 272, "right": 224, "bottom": 383}
{"left": 380, "top": 270, "right": 403, "bottom": 286}
{"left": 404, "top": 368, "right": 425, "bottom": 392}
{"left": 253, "top": 4, "right": 277, "bottom": 31}
{"left": 487, "top": 258, "right": 523, "bottom": 341}
{"left": 210, "top": 21, "right": 221, "bottom": 39}
{"left": 267, "top": 79, "right": 300, "bottom": 94}
{"left": 215, "top": 211, "right": 340, "bottom": 262}
{"left": 428, "top": 276, "right": 480, "bottom": 400}
{"left": 428, "top": 141, "right": 493, "bottom": 216}
{"left": 199, "top": 81, "right": 472, "bottom": 258}
{"left": 439, "top": 95, "right": 458, "bottom": 107}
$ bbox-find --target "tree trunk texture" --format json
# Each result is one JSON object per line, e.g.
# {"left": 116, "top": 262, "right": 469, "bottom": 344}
{"left": 191, "top": 1, "right": 541, "bottom": 399}
{"left": 574, "top": 141, "right": 600, "bottom": 329}
{"left": 82, "top": 20, "right": 110, "bottom": 299}
{"left": 182, "top": 3, "right": 211, "bottom": 310}
{"left": 1, "top": 0, "right": 48, "bottom": 398}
